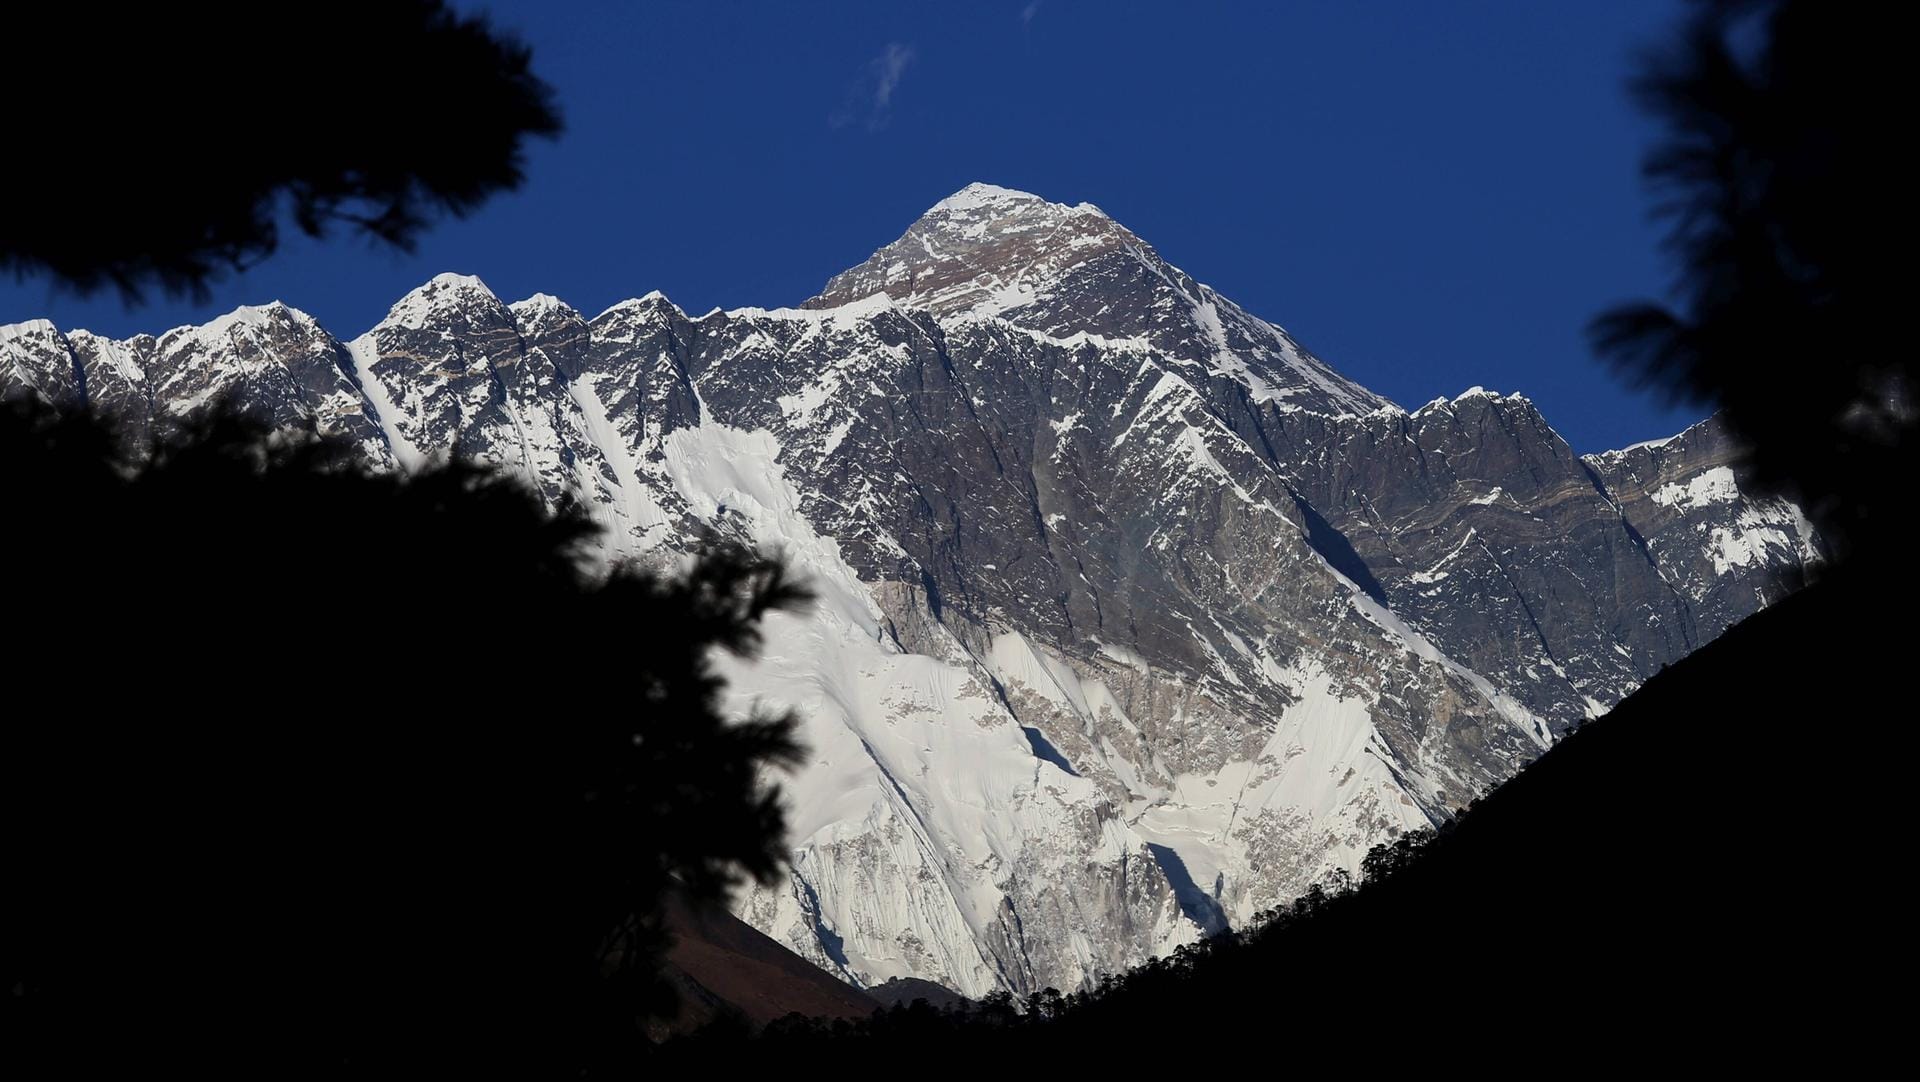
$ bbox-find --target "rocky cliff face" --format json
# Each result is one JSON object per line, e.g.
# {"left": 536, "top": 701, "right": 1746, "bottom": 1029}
{"left": 1, "top": 183, "right": 1820, "bottom": 997}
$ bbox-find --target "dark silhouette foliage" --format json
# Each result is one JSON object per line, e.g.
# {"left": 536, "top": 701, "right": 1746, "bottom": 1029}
{"left": 2, "top": 2, "right": 561, "bottom": 301}
{"left": 1590, "top": 0, "right": 1909, "bottom": 558}
{"left": 0, "top": 402, "right": 808, "bottom": 1074}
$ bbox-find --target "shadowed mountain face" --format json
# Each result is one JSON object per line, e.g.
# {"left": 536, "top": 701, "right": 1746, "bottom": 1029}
{"left": 1, "top": 183, "right": 1819, "bottom": 998}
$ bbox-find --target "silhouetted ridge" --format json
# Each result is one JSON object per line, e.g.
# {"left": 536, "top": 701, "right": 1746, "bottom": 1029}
{"left": 3, "top": 3, "right": 561, "bottom": 299}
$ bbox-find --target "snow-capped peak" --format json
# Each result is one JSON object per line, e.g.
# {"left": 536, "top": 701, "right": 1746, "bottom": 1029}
{"left": 802, "top": 183, "right": 1387, "bottom": 417}
{"left": 928, "top": 181, "right": 1036, "bottom": 213}
{"left": 425, "top": 271, "right": 492, "bottom": 293}
{"left": 156, "top": 302, "right": 318, "bottom": 352}
{"left": 590, "top": 292, "right": 688, "bottom": 331}
{"left": 926, "top": 181, "right": 1107, "bottom": 220}
{"left": 508, "top": 293, "right": 584, "bottom": 337}
{"left": 378, "top": 273, "right": 503, "bottom": 332}
{"left": 804, "top": 183, "right": 1135, "bottom": 317}
{"left": 509, "top": 292, "right": 568, "bottom": 313}
{"left": 0, "top": 317, "right": 60, "bottom": 341}
{"left": 1410, "top": 387, "right": 1537, "bottom": 418}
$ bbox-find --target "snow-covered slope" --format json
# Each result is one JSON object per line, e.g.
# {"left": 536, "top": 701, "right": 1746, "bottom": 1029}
{"left": 1, "top": 184, "right": 1822, "bottom": 997}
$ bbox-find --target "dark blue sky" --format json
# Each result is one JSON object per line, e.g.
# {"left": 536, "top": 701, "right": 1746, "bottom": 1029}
{"left": 1, "top": 0, "right": 1701, "bottom": 452}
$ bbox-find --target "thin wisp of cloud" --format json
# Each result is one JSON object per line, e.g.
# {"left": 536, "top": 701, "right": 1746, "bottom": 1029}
{"left": 830, "top": 41, "right": 916, "bottom": 131}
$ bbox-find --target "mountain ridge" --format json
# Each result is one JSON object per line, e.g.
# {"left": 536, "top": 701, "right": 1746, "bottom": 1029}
{"left": 0, "top": 183, "right": 1820, "bottom": 997}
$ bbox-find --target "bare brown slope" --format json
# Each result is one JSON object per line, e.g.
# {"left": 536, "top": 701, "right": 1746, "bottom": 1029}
{"left": 651, "top": 894, "right": 881, "bottom": 1037}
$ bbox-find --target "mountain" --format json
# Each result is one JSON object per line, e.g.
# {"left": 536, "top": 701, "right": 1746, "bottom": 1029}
{"left": 0, "top": 183, "right": 1820, "bottom": 998}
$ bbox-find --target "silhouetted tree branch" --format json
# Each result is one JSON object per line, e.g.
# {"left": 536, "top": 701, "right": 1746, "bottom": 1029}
{"left": 1591, "top": 0, "right": 1908, "bottom": 558}
{"left": 2, "top": 2, "right": 562, "bottom": 301}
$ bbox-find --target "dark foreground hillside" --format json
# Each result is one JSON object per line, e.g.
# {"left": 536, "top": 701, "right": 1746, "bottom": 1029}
{"left": 669, "top": 561, "right": 1909, "bottom": 1067}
